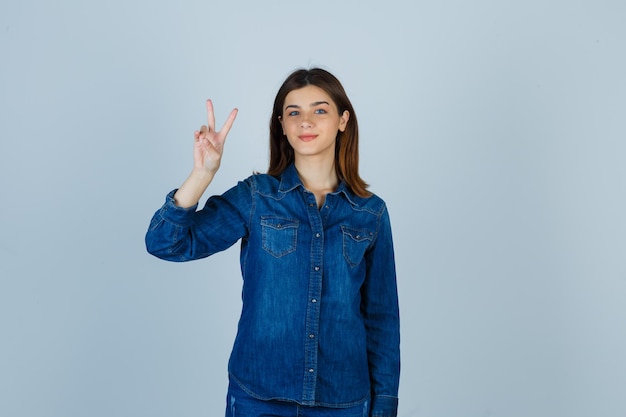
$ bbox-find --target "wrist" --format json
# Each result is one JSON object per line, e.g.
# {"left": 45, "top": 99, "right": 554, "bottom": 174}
{"left": 190, "top": 166, "right": 217, "bottom": 181}
{"left": 173, "top": 169, "right": 215, "bottom": 208}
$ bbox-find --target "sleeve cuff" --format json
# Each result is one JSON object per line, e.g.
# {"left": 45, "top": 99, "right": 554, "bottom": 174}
{"left": 370, "top": 394, "right": 398, "bottom": 417}
{"left": 157, "top": 189, "right": 198, "bottom": 226}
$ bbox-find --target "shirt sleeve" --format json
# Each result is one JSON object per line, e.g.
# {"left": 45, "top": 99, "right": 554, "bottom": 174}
{"left": 370, "top": 395, "right": 399, "bottom": 417}
{"left": 145, "top": 179, "right": 252, "bottom": 262}
{"left": 362, "top": 204, "right": 401, "bottom": 417}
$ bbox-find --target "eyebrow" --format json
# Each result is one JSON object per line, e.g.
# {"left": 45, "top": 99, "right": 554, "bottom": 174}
{"left": 284, "top": 101, "right": 330, "bottom": 110}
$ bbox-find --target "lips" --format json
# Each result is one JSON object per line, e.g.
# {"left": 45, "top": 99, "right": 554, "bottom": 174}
{"left": 298, "top": 134, "right": 318, "bottom": 142}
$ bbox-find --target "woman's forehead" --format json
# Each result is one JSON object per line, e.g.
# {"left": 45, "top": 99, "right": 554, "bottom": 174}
{"left": 284, "top": 85, "right": 334, "bottom": 107}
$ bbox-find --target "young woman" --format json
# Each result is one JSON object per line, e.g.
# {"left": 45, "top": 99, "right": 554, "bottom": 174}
{"left": 146, "top": 68, "right": 400, "bottom": 417}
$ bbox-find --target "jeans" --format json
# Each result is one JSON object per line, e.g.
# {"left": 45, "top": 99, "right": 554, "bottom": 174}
{"left": 226, "top": 380, "right": 370, "bottom": 417}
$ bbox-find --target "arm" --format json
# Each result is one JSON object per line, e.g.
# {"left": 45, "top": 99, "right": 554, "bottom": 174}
{"left": 145, "top": 99, "right": 244, "bottom": 261}
{"left": 145, "top": 181, "right": 252, "bottom": 262}
{"left": 362, "top": 205, "right": 401, "bottom": 417}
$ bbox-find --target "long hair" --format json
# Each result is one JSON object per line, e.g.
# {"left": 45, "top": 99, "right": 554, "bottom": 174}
{"left": 267, "top": 68, "right": 370, "bottom": 197}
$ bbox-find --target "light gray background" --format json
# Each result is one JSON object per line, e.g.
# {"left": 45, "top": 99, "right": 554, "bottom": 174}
{"left": 1, "top": 1, "right": 625, "bottom": 416}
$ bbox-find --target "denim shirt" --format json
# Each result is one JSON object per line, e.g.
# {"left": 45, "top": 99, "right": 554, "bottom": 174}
{"left": 146, "top": 164, "right": 400, "bottom": 417}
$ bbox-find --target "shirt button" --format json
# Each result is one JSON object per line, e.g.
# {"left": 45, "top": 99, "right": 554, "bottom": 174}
{"left": 314, "top": 266, "right": 320, "bottom": 271}
{"left": 309, "top": 334, "right": 315, "bottom": 339}
{"left": 309, "top": 368, "right": 315, "bottom": 373}
{"left": 315, "top": 233, "right": 320, "bottom": 238}
{"left": 311, "top": 299, "right": 317, "bottom": 303}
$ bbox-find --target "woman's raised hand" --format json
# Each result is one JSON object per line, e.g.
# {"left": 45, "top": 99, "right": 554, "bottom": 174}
{"left": 193, "top": 99, "right": 238, "bottom": 174}
{"left": 172, "top": 100, "right": 238, "bottom": 208}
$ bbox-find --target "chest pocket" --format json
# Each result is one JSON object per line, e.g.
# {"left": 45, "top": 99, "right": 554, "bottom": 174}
{"left": 261, "top": 217, "right": 299, "bottom": 258}
{"left": 341, "top": 225, "right": 374, "bottom": 267}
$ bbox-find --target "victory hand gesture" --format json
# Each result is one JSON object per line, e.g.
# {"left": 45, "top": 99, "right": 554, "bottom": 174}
{"left": 194, "top": 99, "right": 238, "bottom": 174}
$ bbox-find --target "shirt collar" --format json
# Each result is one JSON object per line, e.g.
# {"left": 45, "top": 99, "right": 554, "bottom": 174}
{"left": 278, "top": 163, "right": 361, "bottom": 207}
{"left": 277, "top": 163, "right": 303, "bottom": 193}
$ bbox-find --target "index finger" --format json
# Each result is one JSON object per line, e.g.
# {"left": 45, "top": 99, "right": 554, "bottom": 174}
{"left": 206, "top": 99, "right": 216, "bottom": 131}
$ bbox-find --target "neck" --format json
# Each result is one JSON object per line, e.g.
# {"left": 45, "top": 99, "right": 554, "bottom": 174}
{"left": 294, "top": 156, "right": 339, "bottom": 193}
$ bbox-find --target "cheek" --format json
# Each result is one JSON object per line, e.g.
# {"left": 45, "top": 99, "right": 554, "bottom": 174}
{"left": 284, "top": 135, "right": 299, "bottom": 150}
{"left": 282, "top": 120, "right": 299, "bottom": 135}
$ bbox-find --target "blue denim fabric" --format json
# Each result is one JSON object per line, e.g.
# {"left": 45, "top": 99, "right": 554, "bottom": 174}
{"left": 146, "top": 164, "right": 400, "bottom": 417}
{"left": 226, "top": 378, "right": 369, "bottom": 417}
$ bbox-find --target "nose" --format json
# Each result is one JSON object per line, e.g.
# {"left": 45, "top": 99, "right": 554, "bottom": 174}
{"left": 300, "top": 118, "right": 312, "bottom": 129}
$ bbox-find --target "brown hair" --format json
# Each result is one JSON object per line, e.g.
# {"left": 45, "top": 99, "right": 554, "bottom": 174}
{"left": 267, "top": 68, "right": 370, "bottom": 197}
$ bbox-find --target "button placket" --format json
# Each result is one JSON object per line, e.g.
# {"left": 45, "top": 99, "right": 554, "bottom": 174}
{"left": 302, "top": 190, "right": 323, "bottom": 401}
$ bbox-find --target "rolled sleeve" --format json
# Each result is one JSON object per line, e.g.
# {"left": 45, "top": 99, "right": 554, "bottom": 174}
{"left": 145, "top": 179, "right": 252, "bottom": 262}
{"left": 158, "top": 189, "right": 199, "bottom": 226}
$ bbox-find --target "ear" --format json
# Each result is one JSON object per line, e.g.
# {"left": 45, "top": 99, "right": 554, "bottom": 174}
{"left": 278, "top": 115, "right": 285, "bottom": 134}
{"left": 338, "top": 110, "right": 350, "bottom": 132}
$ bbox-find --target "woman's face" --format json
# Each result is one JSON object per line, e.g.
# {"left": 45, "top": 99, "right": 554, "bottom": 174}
{"left": 279, "top": 85, "right": 349, "bottom": 163}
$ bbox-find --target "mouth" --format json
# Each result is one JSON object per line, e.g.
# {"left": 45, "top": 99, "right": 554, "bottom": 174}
{"left": 298, "top": 134, "right": 318, "bottom": 142}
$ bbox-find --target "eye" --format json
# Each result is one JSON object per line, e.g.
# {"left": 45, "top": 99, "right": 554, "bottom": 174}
{"left": 288, "top": 110, "right": 299, "bottom": 116}
{"left": 314, "top": 108, "right": 327, "bottom": 114}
